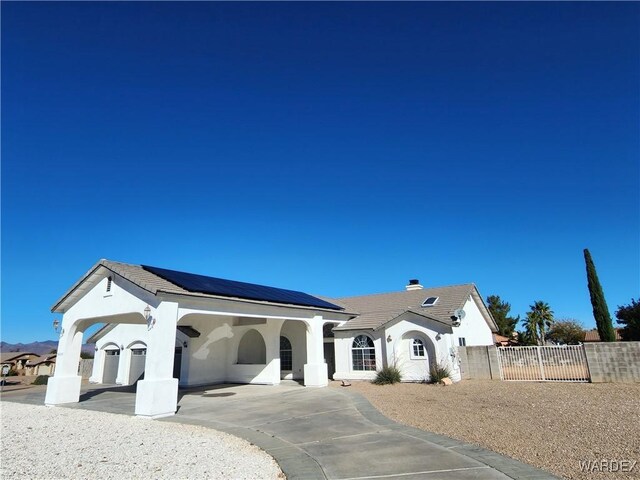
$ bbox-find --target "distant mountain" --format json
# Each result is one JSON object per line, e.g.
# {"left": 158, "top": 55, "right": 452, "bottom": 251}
{"left": 0, "top": 340, "right": 95, "bottom": 356}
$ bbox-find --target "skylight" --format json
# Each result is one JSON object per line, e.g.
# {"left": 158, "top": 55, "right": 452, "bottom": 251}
{"left": 421, "top": 296, "right": 439, "bottom": 307}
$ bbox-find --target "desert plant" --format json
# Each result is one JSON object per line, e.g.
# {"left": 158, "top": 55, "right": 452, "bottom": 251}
{"left": 584, "top": 249, "right": 616, "bottom": 342}
{"left": 372, "top": 365, "right": 402, "bottom": 385}
{"left": 427, "top": 362, "right": 451, "bottom": 384}
{"left": 32, "top": 375, "right": 49, "bottom": 385}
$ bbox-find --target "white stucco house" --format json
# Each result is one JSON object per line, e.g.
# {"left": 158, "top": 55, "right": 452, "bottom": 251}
{"left": 45, "top": 260, "right": 497, "bottom": 418}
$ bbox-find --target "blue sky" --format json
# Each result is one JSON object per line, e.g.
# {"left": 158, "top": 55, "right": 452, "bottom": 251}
{"left": 2, "top": 2, "right": 638, "bottom": 343}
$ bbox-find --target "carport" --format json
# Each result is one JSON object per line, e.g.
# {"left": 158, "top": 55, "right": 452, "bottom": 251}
{"left": 45, "top": 260, "right": 354, "bottom": 418}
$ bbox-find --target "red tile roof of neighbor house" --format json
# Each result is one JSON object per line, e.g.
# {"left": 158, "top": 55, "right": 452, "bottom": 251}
{"left": 582, "top": 329, "right": 623, "bottom": 342}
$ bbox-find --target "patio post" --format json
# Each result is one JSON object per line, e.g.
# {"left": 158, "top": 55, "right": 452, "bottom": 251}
{"left": 134, "top": 301, "right": 179, "bottom": 418}
{"left": 45, "top": 317, "right": 83, "bottom": 406}
{"left": 304, "top": 316, "right": 328, "bottom": 387}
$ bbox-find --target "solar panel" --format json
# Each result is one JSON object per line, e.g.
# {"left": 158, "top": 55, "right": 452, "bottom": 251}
{"left": 142, "top": 265, "right": 343, "bottom": 311}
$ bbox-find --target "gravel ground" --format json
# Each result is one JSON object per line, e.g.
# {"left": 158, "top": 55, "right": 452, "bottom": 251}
{"left": 1, "top": 401, "right": 283, "bottom": 480}
{"left": 334, "top": 380, "right": 640, "bottom": 480}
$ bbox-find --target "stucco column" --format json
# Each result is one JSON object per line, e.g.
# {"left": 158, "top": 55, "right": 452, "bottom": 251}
{"left": 265, "top": 319, "right": 284, "bottom": 385}
{"left": 135, "top": 301, "right": 179, "bottom": 418}
{"left": 88, "top": 348, "right": 104, "bottom": 383}
{"left": 45, "top": 319, "right": 83, "bottom": 406}
{"left": 304, "top": 316, "right": 328, "bottom": 387}
{"left": 116, "top": 347, "right": 131, "bottom": 385}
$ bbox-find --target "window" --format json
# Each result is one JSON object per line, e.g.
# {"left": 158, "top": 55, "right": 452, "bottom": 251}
{"left": 106, "top": 277, "right": 112, "bottom": 293}
{"left": 458, "top": 337, "right": 466, "bottom": 347}
{"left": 352, "top": 335, "right": 376, "bottom": 371}
{"left": 280, "top": 336, "right": 292, "bottom": 371}
{"left": 105, "top": 349, "right": 120, "bottom": 356}
{"left": 411, "top": 338, "right": 426, "bottom": 358}
{"left": 421, "top": 296, "right": 439, "bottom": 307}
{"left": 131, "top": 348, "right": 146, "bottom": 356}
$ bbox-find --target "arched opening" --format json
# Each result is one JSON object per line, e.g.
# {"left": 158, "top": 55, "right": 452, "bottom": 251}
{"left": 279, "top": 320, "right": 307, "bottom": 381}
{"left": 237, "top": 329, "right": 266, "bottom": 364}
{"left": 352, "top": 335, "right": 376, "bottom": 371}
{"left": 401, "top": 331, "right": 437, "bottom": 381}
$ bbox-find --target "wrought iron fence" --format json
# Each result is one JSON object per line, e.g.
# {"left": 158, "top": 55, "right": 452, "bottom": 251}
{"left": 497, "top": 345, "right": 590, "bottom": 382}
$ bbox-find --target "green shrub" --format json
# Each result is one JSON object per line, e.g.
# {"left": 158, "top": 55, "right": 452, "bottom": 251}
{"left": 427, "top": 362, "right": 450, "bottom": 384}
{"left": 372, "top": 365, "right": 402, "bottom": 385}
{"left": 6, "top": 368, "right": 18, "bottom": 377}
{"left": 32, "top": 375, "right": 50, "bottom": 385}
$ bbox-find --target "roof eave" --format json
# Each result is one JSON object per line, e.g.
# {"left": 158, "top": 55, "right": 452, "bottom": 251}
{"left": 157, "top": 289, "right": 357, "bottom": 317}
{"left": 51, "top": 260, "right": 159, "bottom": 314}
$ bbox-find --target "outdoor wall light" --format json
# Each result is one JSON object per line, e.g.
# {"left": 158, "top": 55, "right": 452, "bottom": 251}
{"left": 183, "top": 341, "right": 188, "bottom": 348}
{"left": 119, "top": 344, "right": 124, "bottom": 350}
{"left": 52, "top": 319, "right": 60, "bottom": 333}
{"left": 144, "top": 305, "right": 155, "bottom": 330}
{"left": 435, "top": 334, "right": 442, "bottom": 341}
{"left": 387, "top": 335, "right": 392, "bottom": 343}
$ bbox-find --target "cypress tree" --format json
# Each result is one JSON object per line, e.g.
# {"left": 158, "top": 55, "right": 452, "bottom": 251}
{"left": 583, "top": 249, "right": 616, "bottom": 342}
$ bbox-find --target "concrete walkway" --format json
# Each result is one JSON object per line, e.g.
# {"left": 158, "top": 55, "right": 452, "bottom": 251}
{"left": 2, "top": 383, "right": 557, "bottom": 480}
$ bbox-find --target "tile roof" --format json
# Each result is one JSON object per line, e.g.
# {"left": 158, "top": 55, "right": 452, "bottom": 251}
{"left": 27, "top": 355, "right": 56, "bottom": 366}
{"left": 583, "top": 329, "right": 623, "bottom": 342}
{"left": 0, "top": 352, "right": 39, "bottom": 363}
{"left": 333, "top": 284, "right": 479, "bottom": 331}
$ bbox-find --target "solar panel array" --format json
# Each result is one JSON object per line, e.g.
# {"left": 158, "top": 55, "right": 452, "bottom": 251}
{"left": 142, "top": 265, "right": 343, "bottom": 311}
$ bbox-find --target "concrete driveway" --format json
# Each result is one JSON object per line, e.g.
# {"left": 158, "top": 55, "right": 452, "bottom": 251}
{"left": 2, "top": 383, "right": 556, "bottom": 479}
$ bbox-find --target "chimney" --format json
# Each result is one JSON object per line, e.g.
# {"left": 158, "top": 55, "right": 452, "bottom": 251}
{"left": 406, "top": 279, "right": 423, "bottom": 291}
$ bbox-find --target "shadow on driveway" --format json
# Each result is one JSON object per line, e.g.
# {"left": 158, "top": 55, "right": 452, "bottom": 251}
{"left": 2, "top": 382, "right": 558, "bottom": 479}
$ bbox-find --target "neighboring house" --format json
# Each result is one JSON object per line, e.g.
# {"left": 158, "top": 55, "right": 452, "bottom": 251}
{"left": 493, "top": 334, "right": 518, "bottom": 346}
{"left": 583, "top": 329, "right": 623, "bottom": 342}
{"left": 26, "top": 354, "right": 57, "bottom": 376}
{"left": 0, "top": 352, "right": 40, "bottom": 375}
{"left": 45, "top": 259, "right": 496, "bottom": 418}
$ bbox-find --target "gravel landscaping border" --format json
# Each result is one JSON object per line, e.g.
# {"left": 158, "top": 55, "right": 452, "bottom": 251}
{"left": 332, "top": 380, "right": 640, "bottom": 480}
{"left": 1, "top": 401, "right": 284, "bottom": 479}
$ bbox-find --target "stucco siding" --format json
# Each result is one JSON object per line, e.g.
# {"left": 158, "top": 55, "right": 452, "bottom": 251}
{"left": 452, "top": 298, "right": 494, "bottom": 347}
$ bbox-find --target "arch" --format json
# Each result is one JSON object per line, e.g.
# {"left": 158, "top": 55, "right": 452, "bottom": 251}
{"left": 352, "top": 334, "right": 376, "bottom": 371}
{"left": 237, "top": 329, "right": 266, "bottom": 365}
{"left": 126, "top": 340, "right": 147, "bottom": 349}
{"left": 280, "top": 336, "right": 292, "bottom": 371}
{"left": 401, "top": 330, "right": 437, "bottom": 366}
{"left": 102, "top": 342, "right": 121, "bottom": 351}
{"left": 323, "top": 323, "right": 335, "bottom": 338}
{"left": 279, "top": 320, "right": 307, "bottom": 380}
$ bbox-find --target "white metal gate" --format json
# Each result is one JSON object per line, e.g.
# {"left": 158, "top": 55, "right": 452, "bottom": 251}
{"left": 497, "top": 345, "right": 590, "bottom": 382}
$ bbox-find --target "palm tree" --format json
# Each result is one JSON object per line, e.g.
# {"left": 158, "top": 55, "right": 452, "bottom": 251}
{"left": 525, "top": 301, "right": 555, "bottom": 346}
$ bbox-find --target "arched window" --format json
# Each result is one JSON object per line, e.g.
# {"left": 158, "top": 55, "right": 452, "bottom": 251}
{"left": 352, "top": 335, "right": 376, "bottom": 371}
{"left": 237, "top": 329, "right": 266, "bottom": 364}
{"left": 411, "top": 338, "right": 426, "bottom": 358}
{"left": 280, "top": 336, "right": 292, "bottom": 371}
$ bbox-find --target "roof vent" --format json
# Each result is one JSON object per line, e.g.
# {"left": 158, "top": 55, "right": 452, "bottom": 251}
{"left": 406, "top": 279, "right": 423, "bottom": 291}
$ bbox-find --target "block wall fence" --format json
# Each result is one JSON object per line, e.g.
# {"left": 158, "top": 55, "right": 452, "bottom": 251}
{"left": 459, "top": 342, "right": 640, "bottom": 383}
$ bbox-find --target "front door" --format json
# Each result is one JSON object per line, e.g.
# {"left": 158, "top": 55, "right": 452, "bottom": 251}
{"left": 280, "top": 336, "right": 292, "bottom": 379}
{"left": 324, "top": 343, "right": 335, "bottom": 380}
